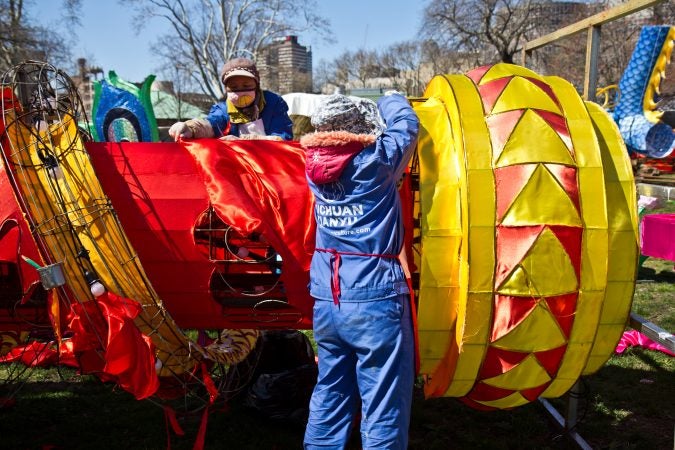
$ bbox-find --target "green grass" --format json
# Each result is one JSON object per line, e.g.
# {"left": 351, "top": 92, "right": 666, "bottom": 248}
{"left": 634, "top": 259, "right": 675, "bottom": 331}
{"left": 1, "top": 204, "right": 673, "bottom": 449}
{"left": 3, "top": 349, "right": 672, "bottom": 450}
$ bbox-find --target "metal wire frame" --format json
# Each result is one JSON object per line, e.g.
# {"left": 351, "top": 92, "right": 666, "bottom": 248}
{"left": 0, "top": 61, "right": 259, "bottom": 408}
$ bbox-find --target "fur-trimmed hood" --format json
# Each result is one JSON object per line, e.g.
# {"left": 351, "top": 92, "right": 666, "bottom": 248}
{"left": 300, "top": 130, "right": 377, "bottom": 148}
{"left": 300, "top": 130, "right": 378, "bottom": 185}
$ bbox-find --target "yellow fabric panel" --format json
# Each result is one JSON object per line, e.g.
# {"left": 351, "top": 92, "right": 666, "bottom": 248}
{"left": 414, "top": 82, "right": 466, "bottom": 396}
{"left": 580, "top": 228, "right": 610, "bottom": 291}
{"left": 571, "top": 290, "right": 607, "bottom": 343}
{"left": 588, "top": 325, "right": 630, "bottom": 362}
{"left": 492, "top": 77, "right": 562, "bottom": 115}
{"left": 547, "top": 78, "right": 602, "bottom": 168}
{"left": 418, "top": 329, "right": 454, "bottom": 362}
{"left": 604, "top": 188, "right": 638, "bottom": 233}
{"left": 460, "top": 292, "right": 493, "bottom": 345}
{"left": 480, "top": 64, "right": 547, "bottom": 83}
{"left": 542, "top": 344, "right": 592, "bottom": 397}
{"left": 443, "top": 380, "right": 476, "bottom": 397}
{"left": 542, "top": 290, "right": 605, "bottom": 397}
{"left": 499, "top": 164, "right": 582, "bottom": 227}
{"left": 417, "top": 287, "right": 459, "bottom": 330}
{"left": 492, "top": 303, "right": 567, "bottom": 352}
{"left": 483, "top": 354, "right": 552, "bottom": 390}
{"left": 496, "top": 265, "right": 531, "bottom": 295}
{"left": 497, "top": 228, "right": 578, "bottom": 296}
{"left": 586, "top": 324, "right": 626, "bottom": 360}
{"left": 442, "top": 343, "right": 485, "bottom": 397}
{"left": 419, "top": 237, "right": 461, "bottom": 287}
{"left": 581, "top": 101, "right": 638, "bottom": 375}
{"left": 589, "top": 101, "right": 637, "bottom": 231}
{"left": 494, "top": 110, "right": 575, "bottom": 167}
{"left": 467, "top": 169, "right": 496, "bottom": 228}
{"left": 598, "top": 281, "right": 637, "bottom": 323}
{"left": 607, "top": 231, "right": 639, "bottom": 280}
{"left": 416, "top": 97, "right": 461, "bottom": 235}
{"left": 519, "top": 227, "right": 578, "bottom": 295}
{"left": 416, "top": 73, "right": 495, "bottom": 399}
{"left": 585, "top": 354, "right": 613, "bottom": 373}
{"left": 452, "top": 74, "right": 496, "bottom": 396}
{"left": 464, "top": 226, "right": 495, "bottom": 293}
{"left": 578, "top": 166, "right": 609, "bottom": 229}
{"left": 476, "top": 391, "right": 531, "bottom": 409}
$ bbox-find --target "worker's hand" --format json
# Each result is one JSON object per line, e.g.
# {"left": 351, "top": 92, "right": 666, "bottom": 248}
{"left": 168, "top": 122, "right": 192, "bottom": 141}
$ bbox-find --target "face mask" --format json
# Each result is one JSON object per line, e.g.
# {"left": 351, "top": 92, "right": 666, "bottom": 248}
{"left": 227, "top": 90, "right": 256, "bottom": 108}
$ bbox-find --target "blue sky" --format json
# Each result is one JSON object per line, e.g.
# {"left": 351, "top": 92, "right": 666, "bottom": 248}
{"left": 37, "top": 0, "right": 424, "bottom": 82}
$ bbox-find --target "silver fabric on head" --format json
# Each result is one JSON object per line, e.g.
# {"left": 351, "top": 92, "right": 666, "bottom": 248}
{"left": 310, "top": 94, "right": 385, "bottom": 136}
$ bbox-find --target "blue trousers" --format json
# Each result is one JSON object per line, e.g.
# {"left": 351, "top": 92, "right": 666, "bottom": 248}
{"left": 304, "top": 295, "right": 415, "bottom": 450}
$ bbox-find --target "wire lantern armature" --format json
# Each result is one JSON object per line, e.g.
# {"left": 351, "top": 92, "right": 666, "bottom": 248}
{"left": 0, "top": 61, "right": 259, "bottom": 408}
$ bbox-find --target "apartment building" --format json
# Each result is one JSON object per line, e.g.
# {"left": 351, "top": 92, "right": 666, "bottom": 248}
{"left": 257, "top": 35, "right": 313, "bottom": 95}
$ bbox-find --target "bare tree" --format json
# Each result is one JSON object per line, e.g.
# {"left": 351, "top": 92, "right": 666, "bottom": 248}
{"left": 159, "top": 63, "right": 192, "bottom": 120}
{"left": 0, "top": 0, "right": 80, "bottom": 73}
{"left": 651, "top": 0, "right": 675, "bottom": 24}
{"left": 333, "top": 49, "right": 380, "bottom": 89}
{"left": 421, "top": 40, "right": 479, "bottom": 76}
{"left": 123, "top": 0, "right": 331, "bottom": 101}
{"left": 381, "top": 42, "right": 422, "bottom": 95}
{"left": 524, "top": 1, "right": 674, "bottom": 94}
{"left": 421, "top": 0, "right": 539, "bottom": 64}
{"left": 312, "top": 59, "right": 339, "bottom": 93}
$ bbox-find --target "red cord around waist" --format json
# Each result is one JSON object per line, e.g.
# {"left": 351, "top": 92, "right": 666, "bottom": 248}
{"left": 315, "top": 247, "right": 398, "bottom": 305}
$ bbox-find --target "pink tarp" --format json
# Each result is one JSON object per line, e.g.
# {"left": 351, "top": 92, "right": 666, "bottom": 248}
{"left": 640, "top": 213, "right": 675, "bottom": 261}
{"left": 615, "top": 330, "right": 674, "bottom": 356}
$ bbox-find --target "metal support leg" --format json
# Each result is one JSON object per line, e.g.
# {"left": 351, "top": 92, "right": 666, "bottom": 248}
{"left": 566, "top": 381, "right": 580, "bottom": 430}
{"left": 539, "top": 381, "right": 593, "bottom": 450}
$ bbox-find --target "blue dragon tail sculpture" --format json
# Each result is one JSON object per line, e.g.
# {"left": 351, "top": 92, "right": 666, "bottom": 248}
{"left": 614, "top": 25, "right": 675, "bottom": 158}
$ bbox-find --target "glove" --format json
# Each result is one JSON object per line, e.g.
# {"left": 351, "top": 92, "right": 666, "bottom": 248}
{"left": 168, "top": 121, "right": 192, "bottom": 141}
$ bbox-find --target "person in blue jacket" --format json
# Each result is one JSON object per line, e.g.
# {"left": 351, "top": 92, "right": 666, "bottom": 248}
{"left": 169, "top": 57, "right": 293, "bottom": 141}
{"left": 300, "top": 92, "right": 419, "bottom": 449}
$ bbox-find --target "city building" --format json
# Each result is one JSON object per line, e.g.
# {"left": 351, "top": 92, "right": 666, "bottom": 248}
{"left": 70, "top": 58, "right": 103, "bottom": 120}
{"left": 257, "top": 35, "right": 313, "bottom": 95}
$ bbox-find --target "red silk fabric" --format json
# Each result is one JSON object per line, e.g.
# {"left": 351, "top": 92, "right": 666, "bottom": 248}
{"left": 66, "top": 292, "right": 159, "bottom": 400}
{"left": 180, "top": 138, "right": 316, "bottom": 320}
{"left": 0, "top": 341, "right": 74, "bottom": 367}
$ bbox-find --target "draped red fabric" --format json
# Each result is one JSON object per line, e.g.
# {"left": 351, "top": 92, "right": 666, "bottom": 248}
{"left": 0, "top": 340, "right": 79, "bottom": 367}
{"left": 66, "top": 292, "right": 159, "bottom": 400}
{"left": 398, "top": 169, "right": 417, "bottom": 274}
{"left": 180, "top": 138, "right": 316, "bottom": 321}
{"left": 0, "top": 341, "right": 59, "bottom": 366}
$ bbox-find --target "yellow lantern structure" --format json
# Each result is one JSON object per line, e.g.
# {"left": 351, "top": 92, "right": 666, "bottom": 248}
{"left": 413, "top": 63, "right": 639, "bottom": 409}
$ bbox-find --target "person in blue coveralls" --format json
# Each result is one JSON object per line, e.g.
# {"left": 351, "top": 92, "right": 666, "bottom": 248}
{"left": 169, "top": 57, "right": 292, "bottom": 141}
{"left": 299, "top": 92, "right": 419, "bottom": 449}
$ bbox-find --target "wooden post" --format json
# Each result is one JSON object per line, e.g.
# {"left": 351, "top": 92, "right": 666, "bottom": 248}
{"left": 583, "top": 25, "right": 601, "bottom": 101}
{"left": 519, "top": 0, "right": 665, "bottom": 74}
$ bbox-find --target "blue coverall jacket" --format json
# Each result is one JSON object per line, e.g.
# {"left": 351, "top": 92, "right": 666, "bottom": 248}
{"left": 205, "top": 90, "right": 293, "bottom": 140}
{"left": 307, "top": 93, "right": 420, "bottom": 302}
